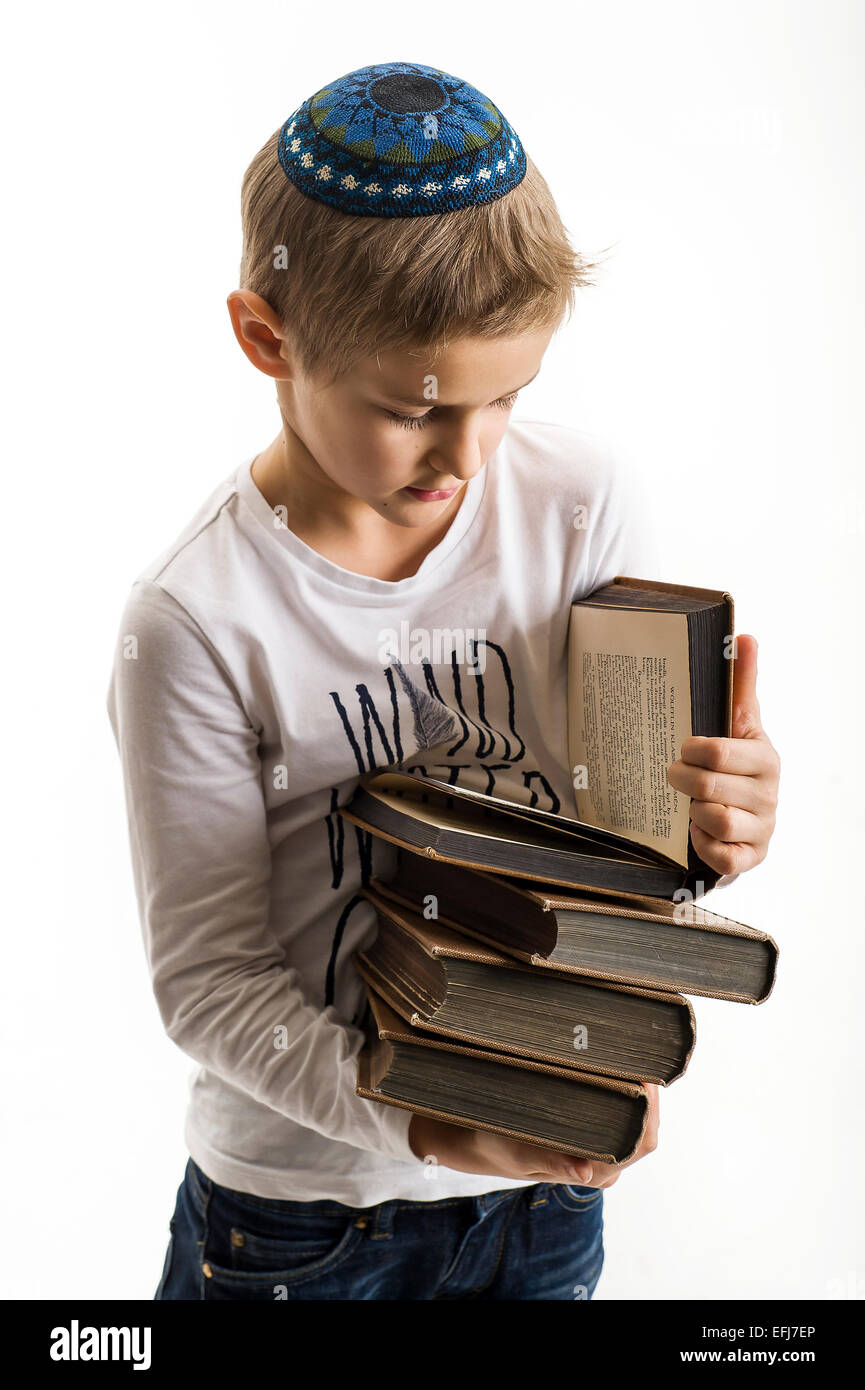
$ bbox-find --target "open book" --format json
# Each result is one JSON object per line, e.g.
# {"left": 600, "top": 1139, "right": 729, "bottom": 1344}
{"left": 339, "top": 577, "right": 734, "bottom": 900}
{"left": 568, "top": 576, "right": 734, "bottom": 877}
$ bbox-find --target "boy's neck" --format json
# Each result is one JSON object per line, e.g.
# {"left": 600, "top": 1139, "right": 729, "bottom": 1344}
{"left": 250, "top": 433, "right": 468, "bottom": 582}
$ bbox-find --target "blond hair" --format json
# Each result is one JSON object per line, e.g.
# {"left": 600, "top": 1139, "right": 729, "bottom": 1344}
{"left": 239, "top": 128, "right": 600, "bottom": 386}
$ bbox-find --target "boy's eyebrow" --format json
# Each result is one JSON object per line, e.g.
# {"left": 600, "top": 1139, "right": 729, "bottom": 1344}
{"left": 382, "top": 368, "right": 540, "bottom": 407}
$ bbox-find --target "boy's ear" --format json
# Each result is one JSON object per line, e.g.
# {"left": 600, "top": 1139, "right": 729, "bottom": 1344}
{"left": 226, "top": 289, "right": 293, "bottom": 380}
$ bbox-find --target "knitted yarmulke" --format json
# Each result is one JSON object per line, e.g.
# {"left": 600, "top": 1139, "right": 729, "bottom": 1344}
{"left": 277, "top": 60, "right": 527, "bottom": 217}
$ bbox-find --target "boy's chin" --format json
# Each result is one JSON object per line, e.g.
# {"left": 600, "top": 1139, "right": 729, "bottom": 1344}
{"left": 376, "top": 487, "right": 463, "bottom": 526}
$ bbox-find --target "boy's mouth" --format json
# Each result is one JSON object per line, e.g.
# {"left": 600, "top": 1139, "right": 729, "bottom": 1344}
{"left": 403, "top": 485, "right": 460, "bottom": 502}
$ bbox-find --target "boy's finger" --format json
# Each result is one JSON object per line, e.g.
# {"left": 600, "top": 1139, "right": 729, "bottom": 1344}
{"left": 678, "top": 735, "right": 777, "bottom": 777}
{"left": 644, "top": 1082, "right": 660, "bottom": 1133}
{"left": 519, "top": 1142, "right": 594, "bottom": 1185}
{"left": 689, "top": 822, "right": 762, "bottom": 876}
{"left": 688, "top": 801, "right": 763, "bottom": 844}
{"left": 640, "top": 1090, "right": 659, "bottom": 1152}
{"left": 667, "top": 762, "right": 766, "bottom": 812}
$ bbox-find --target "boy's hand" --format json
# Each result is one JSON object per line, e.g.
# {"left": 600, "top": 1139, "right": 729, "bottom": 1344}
{"left": 408, "top": 1083, "right": 659, "bottom": 1189}
{"left": 666, "top": 634, "right": 780, "bottom": 879}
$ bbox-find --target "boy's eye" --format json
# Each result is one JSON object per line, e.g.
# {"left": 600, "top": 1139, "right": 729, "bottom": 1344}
{"left": 385, "top": 392, "right": 519, "bottom": 430}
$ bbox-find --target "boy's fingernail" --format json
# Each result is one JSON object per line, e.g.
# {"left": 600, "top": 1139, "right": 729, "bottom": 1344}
{"left": 573, "top": 1166, "right": 593, "bottom": 1183}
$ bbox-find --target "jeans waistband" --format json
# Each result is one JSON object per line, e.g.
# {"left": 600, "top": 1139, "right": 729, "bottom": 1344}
{"left": 185, "top": 1156, "right": 525, "bottom": 1226}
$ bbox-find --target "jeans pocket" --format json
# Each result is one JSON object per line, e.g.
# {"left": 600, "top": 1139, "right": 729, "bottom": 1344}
{"left": 204, "top": 1190, "right": 366, "bottom": 1292}
{"left": 228, "top": 1218, "right": 360, "bottom": 1276}
{"left": 549, "top": 1183, "right": 604, "bottom": 1213}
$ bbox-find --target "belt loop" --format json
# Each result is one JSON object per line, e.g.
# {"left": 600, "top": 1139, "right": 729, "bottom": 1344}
{"left": 370, "top": 1199, "right": 397, "bottom": 1240}
{"left": 187, "top": 1158, "right": 211, "bottom": 1214}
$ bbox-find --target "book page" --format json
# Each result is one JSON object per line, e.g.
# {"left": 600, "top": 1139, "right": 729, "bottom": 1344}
{"left": 567, "top": 605, "right": 692, "bottom": 865}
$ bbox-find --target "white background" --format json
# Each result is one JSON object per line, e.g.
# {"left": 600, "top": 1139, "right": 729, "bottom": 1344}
{"left": 2, "top": 0, "right": 862, "bottom": 1300}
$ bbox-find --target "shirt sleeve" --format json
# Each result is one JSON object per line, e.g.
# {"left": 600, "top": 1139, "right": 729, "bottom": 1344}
{"left": 105, "top": 578, "right": 419, "bottom": 1166}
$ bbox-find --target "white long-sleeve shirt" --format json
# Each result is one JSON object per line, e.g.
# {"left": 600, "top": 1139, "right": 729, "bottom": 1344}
{"left": 105, "top": 418, "right": 665, "bottom": 1205}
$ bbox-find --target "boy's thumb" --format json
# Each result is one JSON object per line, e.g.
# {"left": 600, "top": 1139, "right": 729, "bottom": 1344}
{"left": 731, "top": 634, "right": 763, "bottom": 739}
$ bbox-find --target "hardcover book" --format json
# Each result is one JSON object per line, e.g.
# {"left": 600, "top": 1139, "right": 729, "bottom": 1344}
{"left": 356, "top": 983, "right": 650, "bottom": 1164}
{"left": 369, "top": 850, "right": 778, "bottom": 1004}
{"left": 354, "top": 889, "right": 697, "bottom": 1085}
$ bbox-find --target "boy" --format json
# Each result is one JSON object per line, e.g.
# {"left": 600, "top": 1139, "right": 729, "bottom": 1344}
{"left": 106, "top": 60, "right": 780, "bottom": 1301}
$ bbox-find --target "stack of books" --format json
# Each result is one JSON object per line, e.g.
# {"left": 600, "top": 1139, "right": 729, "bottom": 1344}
{"left": 338, "top": 578, "right": 779, "bottom": 1166}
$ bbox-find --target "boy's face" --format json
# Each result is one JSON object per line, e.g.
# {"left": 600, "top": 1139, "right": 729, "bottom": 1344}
{"left": 280, "top": 326, "right": 556, "bottom": 529}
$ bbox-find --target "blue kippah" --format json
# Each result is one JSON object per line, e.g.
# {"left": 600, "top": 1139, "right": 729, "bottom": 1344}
{"left": 277, "top": 60, "right": 527, "bottom": 217}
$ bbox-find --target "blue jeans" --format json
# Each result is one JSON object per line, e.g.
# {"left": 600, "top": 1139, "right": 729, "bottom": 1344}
{"left": 155, "top": 1157, "right": 604, "bottom": 1300}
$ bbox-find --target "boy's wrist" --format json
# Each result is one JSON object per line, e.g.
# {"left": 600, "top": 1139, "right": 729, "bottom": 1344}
{"left": 409, "top": 1113, "right": 456, "bottom": 1164}
{"left": 408, "top": 1113, "right": 433, "bottom": 1161}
